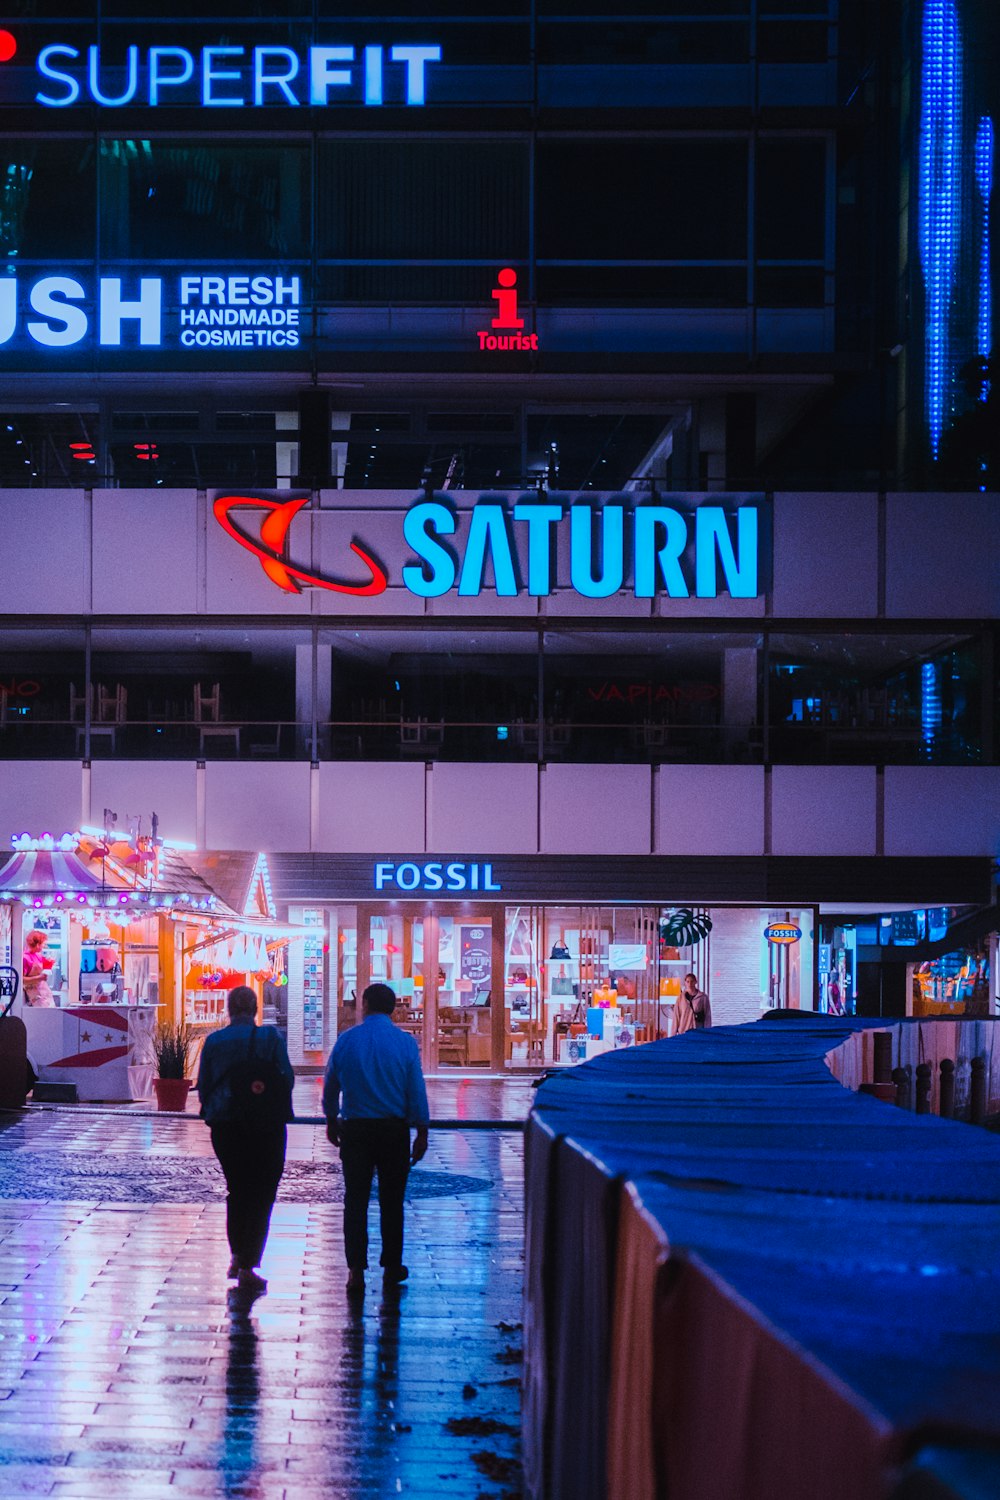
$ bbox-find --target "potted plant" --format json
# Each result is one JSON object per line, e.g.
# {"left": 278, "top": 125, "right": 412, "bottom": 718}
{"left": 152, "top": 1022, "right": 193, "bottom": 1112}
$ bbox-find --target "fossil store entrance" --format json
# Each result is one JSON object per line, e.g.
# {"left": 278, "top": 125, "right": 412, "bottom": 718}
{"left": 330, "top": 902, "right": 709, "bottom": 1072}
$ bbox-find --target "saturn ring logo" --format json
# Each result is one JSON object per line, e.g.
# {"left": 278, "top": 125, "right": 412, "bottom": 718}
{"left": 214, "top": 495, "right": 387, "bottom": 596}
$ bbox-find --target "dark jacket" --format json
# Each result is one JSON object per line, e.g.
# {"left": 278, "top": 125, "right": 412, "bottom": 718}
{"left": 196, "top": 1018, "right": 295, "bottom": 1125}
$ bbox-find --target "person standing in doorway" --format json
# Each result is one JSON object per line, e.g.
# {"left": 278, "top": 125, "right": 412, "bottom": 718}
{"left": 196, "top": 985, "right": 295, "bottom": 1295}
{"left": 673, "top": 972, "right": 712, "bottom": 1035}
{"left": 323, "top": 982, "right": 430, "bottom": 1297}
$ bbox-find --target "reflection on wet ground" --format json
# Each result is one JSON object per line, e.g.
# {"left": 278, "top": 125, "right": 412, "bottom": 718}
{"left": 0, "top": 1109, "right": 524, "bottom": 1498}
{"left": 38, "top": 1074, "right": 540, "bottom": 1127}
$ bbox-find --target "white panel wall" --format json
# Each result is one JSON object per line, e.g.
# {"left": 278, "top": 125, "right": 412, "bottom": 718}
{"left": 0, "top": 762, "right": 83, "bottom": 842}
{"left": 540, "top": 764, "right": 651, "bottom": 853}
{"left": 205, "top": 762, "right": 311, "bottom": 851}
{"left": 771, "top": 766, "right": 877, "bottom": 856}
{"left": 89, "top": 761, "right": 197, "bottom": 847}
{"left": 884, "top": 767, "right": 1000, "bottom": 856}
{"left": 428, "top": 762, "right": 539, "bottom": 852}
{"left": 0, "top": 493, "right": 87, "bottom": 612}
{"left": 655, "top": 766, "right": 765, "bottom": 854}
{"left": 1, "top": 487, "right": 996, "bottom": 621}
{"left": 772, "top": 493, "right": 878, "bottom": 616}
{"left": 0, "top": 761, "right": 997, "bottom": 861}
{"left": 316, "top": 762, "right": 426, "bottom": 851}
{"left": 92, "top": 491, "right": 199, "bottom": 615}
{"left": 886, "top": 494, "right": 1000, "bottom": 617}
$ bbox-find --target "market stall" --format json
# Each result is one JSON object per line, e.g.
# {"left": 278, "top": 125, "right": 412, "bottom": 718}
{"left": 0, "top": 829, "right": 303, "bottom": 1100}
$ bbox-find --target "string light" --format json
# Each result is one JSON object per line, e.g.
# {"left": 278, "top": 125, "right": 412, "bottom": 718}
{"left": 919, "top": 0, "right": 963, "bottom": 461}
{"left": 975, "top": 116, "right": 993, "bottom": 397}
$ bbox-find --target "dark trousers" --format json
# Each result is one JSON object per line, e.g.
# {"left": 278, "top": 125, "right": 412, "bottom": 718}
{"left": 210, "top": 1123, "right": 287, "bottom": 1269}
{"left": 339, "top": 1118, "right": 410, "bottom": 1271}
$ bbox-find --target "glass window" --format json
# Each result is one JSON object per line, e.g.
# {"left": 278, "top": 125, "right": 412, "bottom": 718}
{"left": 537, "top": 141, "right": 747, "bottom": 260}
{"left": 758, "top": 21, "right": 829, "bottom": 63}
{"left": 322, "top": 628, "right": 540, "bottom": 761}
{"left": 317, "top": 141, "right": 528, "bottom": 262}
{"left": 756, "top": 140, "right": 827, "bottom": 261}
{"left": 543, "top": 631, "right": 762, "bottom": 763}
{"left": 88, "top": 626, "right": 313, "bottom": 760}
{"left": 525, "top": 412, "right": 668, "bottom": 488}
{"left": 0, "top": 627, "right": 86, "bottom": 761}
{"left": 756, "top": 266, "right": 825, "bottom": 307}
{"left": 99, "top": 141, "right": 309, "bottom": 259}
{"left": 768, "top": 633, "right": 985, "bottom": 764}
{"left": 538, "top": 20, "right": 750, "bottom": 65}
{"left": 0, "top": 141, "right": 96, "bottom": 260}
{"left": 536, "top": 266, "right": 746, "bottom": 308}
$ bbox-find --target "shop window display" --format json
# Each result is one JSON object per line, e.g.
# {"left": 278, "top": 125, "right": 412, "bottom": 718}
{"left": 911, "top": 950, "right": 992, "bottom": 1017}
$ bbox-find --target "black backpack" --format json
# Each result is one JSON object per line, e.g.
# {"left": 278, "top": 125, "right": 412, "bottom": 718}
{"left": 226, "top": 1026, "right": 293, "bottom": 1127}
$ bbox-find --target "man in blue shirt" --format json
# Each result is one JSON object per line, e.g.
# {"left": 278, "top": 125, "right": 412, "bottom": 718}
{"left": 323, "top": 982, "right": 430, "bottom": 1295}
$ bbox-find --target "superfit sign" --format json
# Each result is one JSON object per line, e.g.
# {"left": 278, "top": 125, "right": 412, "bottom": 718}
{"left": 0, "top": 29, "right": 441, "bottom": 108}
{"left": 214, "top": 494, "right": 763, "bottom": 602}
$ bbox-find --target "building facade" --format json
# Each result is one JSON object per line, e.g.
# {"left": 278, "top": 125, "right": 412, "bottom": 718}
{"left": 0, "top": 2, "right": 997, "bottom": 1070}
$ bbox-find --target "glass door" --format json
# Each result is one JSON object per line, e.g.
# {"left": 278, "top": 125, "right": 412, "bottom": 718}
{"left": 357, "top": 906, "right": 501, "bottom": 1071}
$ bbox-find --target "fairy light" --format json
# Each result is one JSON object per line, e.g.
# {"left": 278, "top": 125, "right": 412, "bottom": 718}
{"left": 246, "top": 852, "right": 276, "bottom": 918}
{"left": 919, "top": 0, "right": 963, "bottom": 461}
{"left": 975, "top": 116, "right": 993, "bottom": 390}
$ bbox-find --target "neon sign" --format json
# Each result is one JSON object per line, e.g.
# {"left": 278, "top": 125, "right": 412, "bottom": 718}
{"left": 214, "top": 496, "right": 387, "bottom": 597}
{"left": 0, "top": 271, "right": 301, "bottom": 351}
{"left": 215, "top": 493, "right": 761, "bottom": 602}
{"left": 401, "top": 499, "right": 759, "bottom": 599}
{"left": 477, "top": 269, "right": 538, "bottom": 353}
{"left": 374, "top": 862, "right": 502, "bottom": 894}
{"left": 0, "top": 32, "right": 442, "bottom": 109}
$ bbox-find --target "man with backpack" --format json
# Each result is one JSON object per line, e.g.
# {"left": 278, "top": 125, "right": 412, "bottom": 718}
{"left": 196, "top": 984, "right": 295, "bottom": 1295}
{"left": 323, "top": 982, "right": 430, "bottom": 1297}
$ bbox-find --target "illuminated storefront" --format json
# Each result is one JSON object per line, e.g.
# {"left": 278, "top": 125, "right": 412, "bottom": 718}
{"left": 0, "top": 1, "right": 995, "bottom": 1078}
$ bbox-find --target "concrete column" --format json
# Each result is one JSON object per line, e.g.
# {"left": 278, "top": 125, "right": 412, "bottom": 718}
{"left": 295, "top": 641, "right": 331, "bottom": 759}
{"left": 722, "top": 647, "right": 759, "bottom": 759}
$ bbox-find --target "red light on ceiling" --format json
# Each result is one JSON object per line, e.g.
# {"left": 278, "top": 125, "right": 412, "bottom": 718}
{"left": 0, "top": 32, "right": 17, "bottom": 64}
{"left": 134, "top": 442, "right": 159, "bottom": 460}
{"left": 70, "top": 442, "right": 95, "bottom": 461}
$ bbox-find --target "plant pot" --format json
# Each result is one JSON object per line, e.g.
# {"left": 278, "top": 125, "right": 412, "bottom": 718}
{"left": 128, "top": 1064, "right": 154, "bottom": 1102}
{"left": 152, "top": 1077, "right": 192, "bottom": 1112}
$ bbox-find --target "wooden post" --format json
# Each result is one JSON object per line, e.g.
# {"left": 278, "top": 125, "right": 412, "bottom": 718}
{"left": 157, "top": 915, "right": 177, "bottom": 1024}
{"left": 939, "top": 1058, "right": 955, "bottom": 1119}
{"left": 970, "top": 1056, "right": 987, "bottom": 1126}
{"left": 915, "top": 1061, "right": 931, "bottom": 1114}
{"left": 892, "top": 1066, "right": 908, "bottom": 1109}
{"left": 872, "top": 1031, "right": 893, "bottom": 1084}
{"left": 423, "top": 912, "right": 439, "bottom": 1073}
{"left": 491, "top": 908, "right": 506, "bottom": 1072}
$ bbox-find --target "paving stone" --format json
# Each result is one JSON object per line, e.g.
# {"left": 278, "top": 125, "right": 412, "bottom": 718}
{"left": 0, "top": 1107, "right": 523, "bottom": 1496}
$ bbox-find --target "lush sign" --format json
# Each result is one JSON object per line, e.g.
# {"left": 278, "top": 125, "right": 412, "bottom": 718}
{"left": 0, "top": 271, "right": 302, "bottom": 351}
{"left": 0, "top": 32, "right": 441, "bottom": 108}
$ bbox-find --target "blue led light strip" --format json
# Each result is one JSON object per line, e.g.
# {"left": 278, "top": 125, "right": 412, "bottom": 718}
{"left": 919, "top": 0, "right": 963, "bottom": 461}
{"left": 920, "top": 659, "right": 941, "bottom": 759}
{"left": 975, "top": 116, "right": 994, "bottom": 387}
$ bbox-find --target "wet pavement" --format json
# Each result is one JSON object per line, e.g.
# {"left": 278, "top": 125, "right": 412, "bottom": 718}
{"left": 0, "top": 1109, "right": 524, "bottom": 1499}
{"left": 54, "top": 1075, "right": 540, "bottom": 1128}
